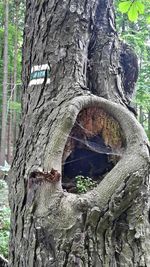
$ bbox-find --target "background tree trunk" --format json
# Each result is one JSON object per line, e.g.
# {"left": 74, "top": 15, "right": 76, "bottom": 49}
{"left": 8, "top": 0, "right": 150, "bottom": 266}
{"left": 7, "top": 75, "right": 13, "bottom": 164}
{"left": 12, "top": 0, "right": 20, "bottom": 154}
{"left": 139, "top": 106, "right": 144, "bottom": 127}
{"left": 0, "top": 0, "right": 9, "bottom": 165}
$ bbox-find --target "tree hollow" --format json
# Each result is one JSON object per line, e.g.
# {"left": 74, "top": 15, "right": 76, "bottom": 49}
{"left": 62, "top": 106, "right": 126, "bottom": 193}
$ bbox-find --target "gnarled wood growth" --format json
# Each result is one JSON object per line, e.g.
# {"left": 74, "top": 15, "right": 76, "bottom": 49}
{"left": 9, "top": 95, "right": 150, "bottom": 266}
{"left": 8, "top": 0, "right": 150, "bottom": 266}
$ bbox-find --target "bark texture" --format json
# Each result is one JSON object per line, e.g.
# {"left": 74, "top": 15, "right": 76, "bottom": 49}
{"left": 8, "top": 0, "right": 150, "bottom": 266}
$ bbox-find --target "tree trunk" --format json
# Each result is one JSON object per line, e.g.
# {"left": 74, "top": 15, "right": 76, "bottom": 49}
{"left": 7, "top": 110, "right": 12, "bottom": 164}
{"left": 7, "top": 75, "right": 14, "bottom": 164}
{"left": 139, "top": 106, "right": 144, "bottom": 127}
{"left": 8, "top": 0, "right": 150, "bottom": 266}
{"left": 12, "top": 0, "right": 20, "bottom": 152}
{"left": 0, "top": 0, "right": 9, "bottom": 165}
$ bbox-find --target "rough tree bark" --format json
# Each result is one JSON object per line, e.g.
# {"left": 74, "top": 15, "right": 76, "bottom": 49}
{"left": 8, "top": 0, "right": 150, "bottom": 266}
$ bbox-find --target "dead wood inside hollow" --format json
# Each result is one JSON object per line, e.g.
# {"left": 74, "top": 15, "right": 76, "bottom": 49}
{"left": 62, "top": 106, "right": 126, "bottom": 193}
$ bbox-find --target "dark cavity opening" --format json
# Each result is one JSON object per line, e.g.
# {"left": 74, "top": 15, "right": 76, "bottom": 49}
{"left": 62, "top": 107, "right": 125, "bottom": 194}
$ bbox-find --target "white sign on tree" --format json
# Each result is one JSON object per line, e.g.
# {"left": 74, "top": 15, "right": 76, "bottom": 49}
{"left": 29, "top": 64, "right": 50, "bottom": 86}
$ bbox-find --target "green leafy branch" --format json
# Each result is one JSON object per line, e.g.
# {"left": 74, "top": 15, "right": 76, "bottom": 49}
{"left": 118, "top": 0, "right": 150, "bottom": 23}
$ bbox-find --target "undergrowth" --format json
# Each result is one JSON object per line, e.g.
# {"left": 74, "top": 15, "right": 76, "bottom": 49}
{"left": 75, "top": 175, "right": 97, "bottom": 193}
{"left": 0, "top": 180, "right": 10, "bottom": 258}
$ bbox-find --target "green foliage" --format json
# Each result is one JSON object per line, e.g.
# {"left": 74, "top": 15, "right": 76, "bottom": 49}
{"left": 0, "top": 207, "right": 10, "bottom": 258}
{"left": 147, "top": 16, "right": 150, "bottom": 24}
{"left": 0, "top": 180, "right": 10, "bottom": 258}
{"left": 118, "top": 0, "right": 147, "bottom": 22}
{"left": 116, "top": 0, "right": 150, "bottom": 138}
{"left": 119, "top": 1, "right": 131, "bottom": 14}
{"left": 0, "top": 1, "right": 24, "bottom": 110}
{"left": 75, "top": 175, "right": 97, "bottom": 193}
{"left": 9, "top": 100, "right": 21, "bottom": 112}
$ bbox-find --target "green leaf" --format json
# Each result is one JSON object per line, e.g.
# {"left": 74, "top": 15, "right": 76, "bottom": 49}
{"left": 128, "top": 2, "right": 139, "bottom": 21}
{"left": 118, "top": 1, "right": 131, "bottom": 13}
{"left": 136, "top": 1, "right": 145, "bottom": 14}
{"left": 146, "top": 16, "right": 150, "bottom": 24}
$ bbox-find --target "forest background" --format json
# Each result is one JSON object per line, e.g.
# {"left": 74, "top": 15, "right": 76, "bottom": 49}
{"left": 0, "top": 0, "right": 149, "bottom": 260}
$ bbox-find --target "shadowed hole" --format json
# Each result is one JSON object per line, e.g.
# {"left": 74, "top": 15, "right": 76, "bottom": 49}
{"left": 62, "top": 106, "right": 126, "bottom": 193}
